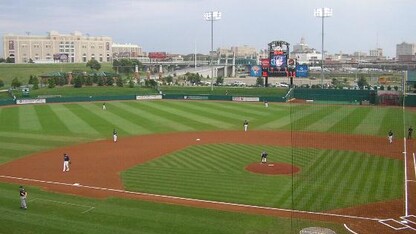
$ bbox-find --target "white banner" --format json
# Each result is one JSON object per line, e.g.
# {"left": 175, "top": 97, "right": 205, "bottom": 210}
{"left": 232, "top": 97, "right": 260, "bottom": 102}
{"left": 16, "top": 99, "right": 46, "bottom": 105}
{"left": 136, "top": 95, "right": 163, "bottom": 100}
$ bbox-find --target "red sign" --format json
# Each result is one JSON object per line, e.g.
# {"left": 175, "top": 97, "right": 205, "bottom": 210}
{"left": 260, "top": 59, "right": 270, "bottom": 68}
{"left": 148, "top": 52, "right": 167, "bottom": 59}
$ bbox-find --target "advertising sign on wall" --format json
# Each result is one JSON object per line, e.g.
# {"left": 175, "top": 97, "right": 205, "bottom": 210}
{"left": 296, "top": 64, "right": 309, "bottom": 78}
{"left": 250, "top": 65, "right": 262, "bottom": 77}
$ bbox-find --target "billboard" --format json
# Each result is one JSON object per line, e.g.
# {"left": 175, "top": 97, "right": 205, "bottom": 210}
{"left": 269, "top": 54, "right": 287, "bottom": 77}
{"left": 250, "top": 65, "right": 262, "bottom": 77}
{"left": 148, "top": 52, "right": 167, "bottom": 59}
{"left": 296, "top": 64, "right": 309, "bottom": 77}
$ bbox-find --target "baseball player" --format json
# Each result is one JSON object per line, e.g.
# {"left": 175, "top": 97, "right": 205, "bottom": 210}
{"left": 388, "top": 130, "right": 393, "bottom": 144}
{"left": 261, "top": 151, "right": 268, "bottom": 163}
{"left": 63, "top": 153, "right": 70, "bottom": 172}
{"left": 113, "top": 129, "right": 118, "bottom": 142}
{"left": 408, "top": 126, "right": 413, "bottom": 140}
{"left": 19, "top": 186, "right": 27, "bottom": 209}
{"left": 102, "top": 103, "right": 106, "bottom": 110}
{"left": 264, "top": 100, "right": 269, "bottom": 108}
{"left": 243, "top": 120, "right": 248, "bottom": 132}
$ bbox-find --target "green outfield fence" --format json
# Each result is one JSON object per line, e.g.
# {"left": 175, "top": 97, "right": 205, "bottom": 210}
{"left": 1, "top": 88, "right": 413, "bottom": 106}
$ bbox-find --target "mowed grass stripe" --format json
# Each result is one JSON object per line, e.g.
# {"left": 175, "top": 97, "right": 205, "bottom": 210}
{"left": 0, "top": 107, "right": 19, "bottom": 131}
{"left": 379, "top": 108, "right": 404, "bottom": 137}
{"left": 49, "top": 104, "right": 101, "bottom": 136}
{"left": 0, "top": 141, "right": 49, "bottom": 151}
{"left": 138, "top": 101, "right": 216, "bottom": 130}
{"left": 0, "top": 148, "right": 32, "bottom": 164}
{"left": 150, "top": 101, "right": 234, "bottom": 129}
{"left": 258, "top": 104, "right": 316, "bottom": 129}
{"left": 205, "top": 101, "right": 273, "bottom": 117}
{"left": 171, "top": 101, "right": 247, "bottom": 126}
{"left": 85, "top": 103, "right": 151, "bottom": 135}
{"left": 112, "top": 102, "right": 192, "bottom": 132}
{"left": 18, "top": 105, "right": 42, "bottom": 131}
{"left": 195, "top": 101, "right": 272, "bottom": 120}
{"left": 33, "top": 105, "right": 70, "bottom": 134}
{"left": 306, "top": 106, "right": 355, "bottom": 132}
{"left": 354, "top": 107, "right": 386, "bottom": 135}
{"left": 290, "top": 105, "right": 342, "bottom": 131}
{"left": 328, "top": 107, "right": 371, "bottom": 134}
{"left": 93, "top": 102, "right": 156, "bottom": 134}
{"left": 0, "top": 131, "right": 86, "bottom": 142}
{"left": 64, "top": 104, "right": 124, "bottom": 136}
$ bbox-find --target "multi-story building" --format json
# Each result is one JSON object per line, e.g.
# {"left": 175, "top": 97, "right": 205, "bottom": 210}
{"left": 112, "top": 43, "right": 143, "bottom": 59}
{"left": 217, "top": 45, "right": 258, "bottom": 58}
{"left": 290, "top": 37, "right": 322, "bottom": 65}
{"left": 396, "top": 42, "right": 416, "bottom": 62}
{"left": 3, "top": 31, "right": 112, "bottom": 63}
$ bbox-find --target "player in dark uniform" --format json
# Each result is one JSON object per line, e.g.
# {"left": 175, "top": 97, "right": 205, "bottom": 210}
{"left": 113, "top": 129, "right": 118, "bottom": 142}
{"left": 388, "top": 130, "right": 393, "bottom": 144}
{"left": 243, "top": 120, "right": 248, "bottom": 132}
{"left": 408, "top": 126, "right": 413, "bottom": 140}
{"left": 19, "top": 186, "right": 27, "bottom": 209}
{"left": 261, "top": 151, "right": 268, "bottom": 163}
{"left": 63, "top": 153, "right": 70, "bottom": 172}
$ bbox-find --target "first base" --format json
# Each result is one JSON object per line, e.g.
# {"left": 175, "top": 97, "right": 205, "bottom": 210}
{"left": 196, "top": 138, "right": 200, "bottom": 141}
{"left": 268, "top": 164, "right": 274, "bottom": 167}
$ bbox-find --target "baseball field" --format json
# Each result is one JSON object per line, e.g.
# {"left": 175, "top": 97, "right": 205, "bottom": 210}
{"left": 0, "top": 99, "right": 415, "bottom": 233}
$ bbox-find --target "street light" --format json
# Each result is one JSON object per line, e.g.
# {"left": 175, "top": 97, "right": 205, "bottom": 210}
{"left": 314, "top": 7, "right": 332, "bottom": 88}
{"left": 204, "top": 11, "right": 221, "bottom": 91}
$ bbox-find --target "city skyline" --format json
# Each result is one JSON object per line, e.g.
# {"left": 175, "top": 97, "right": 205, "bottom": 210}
{"left": 0, "top": 0, "right": 415, "bottom": 58}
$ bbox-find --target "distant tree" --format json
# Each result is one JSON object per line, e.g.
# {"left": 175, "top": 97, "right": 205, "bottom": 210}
{"left": 357, "top": 75, "right": 369, "bottom": 89}
{"left": 128, "top": 79, "right": 134, "bottom": 88}
{"left": 11, "top": 77, "right": 21, "bottom": 88}
{"left": 28, "top": 58, "right": 34, "bottom": 64}
{"left": 112, "top": 59, "right": 143, "bottom": 74}
{"left": 73, "top": 76, "right": 83, "bottom": 88}
{"left": 380, "top": 85, "right": 385, "bottom": 90}
{"left": 216, "top": 76, "right": 224, "bottom": 85}
{"left": 48, "top": 78, "right": 56, "bottom": 88}
{"left": 86, "top": 59, "right": 101, "bottom": 71}
{"left": 145, "top": 79, "right": 157, "bottom": 88}
{"left": 85, "top": 76, "right": 93, "bottom": 86}
{"left": 116, "top": 76, "right": 123, "bottom": 87}
{"left": 256, "top": 77, "right": 264, "bottom": 87}
{"left": 387, "top": 85, "right": 392, "bottom": 91}
{"left": 32, "top": 77, "right": 39, "bottom": 89}
{"left": 165, "top": 75, "right": 173, "bottom": 85}
{"left": 97, "top": 77, "right": 105, "bottom": 86}
{"left": 106, "top": 77, "right": 114, "bottom": 86}
{"left": 0, "top": 58, "right": 5, "bottom": 63}
{"left": 0, "top": 79, "right": 4, "bottom": 88}
{"left": 394, "top": 86, "right": 399, "bottom": 91}
{"left": 6, "top": 57, "right": 15, "bottom": 63}
{"left": 184, "top": 72, "right": 201, "bottom": 84}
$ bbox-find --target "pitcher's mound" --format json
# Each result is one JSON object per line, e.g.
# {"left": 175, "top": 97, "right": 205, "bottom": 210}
{"left": 245, "top": 162, "right": 300, "bottom": 175}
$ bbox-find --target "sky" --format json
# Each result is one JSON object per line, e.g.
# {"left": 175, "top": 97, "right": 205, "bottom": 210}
{"left": 0, "top": 0, "right": 415, "bottom": 58}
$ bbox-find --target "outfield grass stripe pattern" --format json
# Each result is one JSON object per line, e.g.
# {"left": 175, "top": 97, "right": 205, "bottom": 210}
{"left": 18, "top": 105, "right": 42, "bottom": 131}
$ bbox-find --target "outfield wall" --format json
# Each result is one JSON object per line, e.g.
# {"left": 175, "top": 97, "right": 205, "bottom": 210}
{"left": 0, "top": 89, "right": 411, "bottom": 106}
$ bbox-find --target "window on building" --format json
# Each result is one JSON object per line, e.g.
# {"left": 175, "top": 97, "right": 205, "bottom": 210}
{"left": 82, "top": 53, "right": 87, "bottom": 62}
{"left": 107, "top": 54, "right": 110, "bottom": 62}
{"left": 99, "top": 54, "right": 103, "bottom": 62}
{"left": 91, "top": 54, "right": 95, "bottom": 60}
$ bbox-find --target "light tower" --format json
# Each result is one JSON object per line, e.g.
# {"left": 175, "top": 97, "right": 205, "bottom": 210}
{"left": 314, "top": 7, "right": 332, "bottom": 88}
{"left": 204, "top": 11, "right": 222, "bottom": 91}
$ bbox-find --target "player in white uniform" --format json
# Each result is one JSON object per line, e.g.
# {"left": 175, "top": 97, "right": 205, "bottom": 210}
{"left": 113, "top": 129, "right": 118, "bottom": 142}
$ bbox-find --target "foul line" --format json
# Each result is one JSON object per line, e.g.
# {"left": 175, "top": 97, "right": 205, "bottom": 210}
{"left": 29, "top": 198, "right": 95, "bottom": 213}
{"left": 0, "top": 174, "right": 381, "bottom": 221}
{"left": 343, "top": 224, "right": 358, "bottom": 234}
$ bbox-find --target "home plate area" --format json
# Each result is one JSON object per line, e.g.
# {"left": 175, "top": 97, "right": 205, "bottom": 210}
{"left": 379, "top": 215, "right": 416, "bottom": 231}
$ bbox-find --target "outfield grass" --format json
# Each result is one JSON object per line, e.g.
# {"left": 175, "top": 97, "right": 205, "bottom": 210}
{"left": 0, "top": 183, "right": 348, "bottom": 234}
{"left": 0, "top": 101, "right": 411, "bottom": 164}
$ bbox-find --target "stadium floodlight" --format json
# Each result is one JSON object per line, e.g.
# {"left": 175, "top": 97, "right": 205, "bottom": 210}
{"left": 204, "top": 11, "right": 222, "bottom": 91}
{"left": 314, "top": 7, "right": 333, "bottom": 88}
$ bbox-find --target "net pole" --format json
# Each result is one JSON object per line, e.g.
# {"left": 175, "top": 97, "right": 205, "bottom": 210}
{"left": 402, "top": 71, "right": 409, "bottom": 218}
